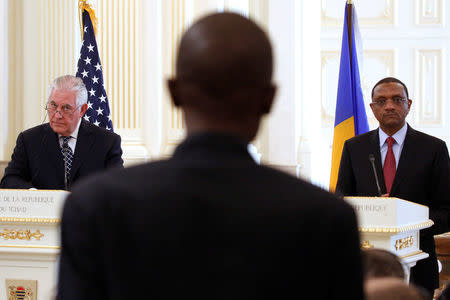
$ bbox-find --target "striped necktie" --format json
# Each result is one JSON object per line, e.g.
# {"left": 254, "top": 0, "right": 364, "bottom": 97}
{"left": 61, "top": 136, "right": 73, "bottom": 189}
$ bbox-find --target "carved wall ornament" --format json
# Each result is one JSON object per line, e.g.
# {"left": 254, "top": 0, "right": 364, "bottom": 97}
{"left": 0, "top": 229, "right": 44, "bottom": 241}
{"left": 361, "top": 240, "right": 374, "bottom": 249}
{"left": 395, "top": 236, "right": 414, "bottom": 251}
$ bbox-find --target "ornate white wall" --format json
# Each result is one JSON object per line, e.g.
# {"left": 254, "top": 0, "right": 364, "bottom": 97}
{"left": 1, "top": 0, "right": 449, "bottom": 189}
{"left": 319, "top": 0, "right": 450, "bottom": 189}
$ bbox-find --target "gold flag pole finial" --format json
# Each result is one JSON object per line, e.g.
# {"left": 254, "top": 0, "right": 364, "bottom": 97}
{"left": 78, "top": 0, "right": 98, "bottom": 40}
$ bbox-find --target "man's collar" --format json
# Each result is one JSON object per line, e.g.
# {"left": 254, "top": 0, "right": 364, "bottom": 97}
{"left": 378, "top": 123, "right": 408, "bottom": 146}
{"left": 58, "top": 118, "right": 82, "bottom": 139}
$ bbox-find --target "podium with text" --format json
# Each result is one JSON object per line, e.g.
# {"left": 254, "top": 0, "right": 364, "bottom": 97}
{"left": 0, "top": 189, "right": 68, "bottom": 300}
{"left": 345, "top": 196, "right": 434, "bottom": 282}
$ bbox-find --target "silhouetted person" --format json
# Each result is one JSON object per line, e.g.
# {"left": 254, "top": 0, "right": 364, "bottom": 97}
{"left": 362, "top": 248, "right": 405, "bottom": 280}
{"left": 365, "top": 277, "right": 427, "bottom": 300}
{"left": 57, "top": 12, "right": 364, "bottom": 299}
{"left": 437, "top": 283, "right": 450, "bottom": 300}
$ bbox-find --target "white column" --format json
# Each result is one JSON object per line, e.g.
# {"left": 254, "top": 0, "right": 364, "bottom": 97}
{"left": 259, "top": 0, "right": 322, "bottom": 182}
{"left": 0, "top": 0, "right": 8, "bottom": 160}
{"left": 22, "top": 0, "right": 43, "bottom": 130}
{"left": 263, "top": 0, "right": 297, "bottom": 175}
{"left": 296, "top": 1, "right": 323, "bottom": 186}
{"left": 142, "top": 0, "right": 164, "bottom": 159}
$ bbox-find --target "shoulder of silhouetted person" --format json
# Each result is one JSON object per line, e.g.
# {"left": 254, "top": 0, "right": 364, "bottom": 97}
{"left": 437, "top": 283, "right": 450, "bottom": 300}
{"left": 365, "top": 277, "right": 428, "bottom": 300}
{"left": 362, "top": 248, "right": 405, "bottom": 279}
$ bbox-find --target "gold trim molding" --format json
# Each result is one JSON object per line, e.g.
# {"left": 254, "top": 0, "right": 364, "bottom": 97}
{"left": 1, "top": 229, "right": 44, "bottom": 241}
{"left": 0, "top": 217, "right": 60, "bottom": 224}
{"left": 359, "top": 220, "right": 434, "bottom": 233}
{"left": 399, "top": 250, "right": 424, "bottom": 259}
{"left": 361, "top": 240, "right": 374, "bottom": 249}
{"left": 0, "top": 245, "right": 59, "bottom": 249}
{"left": 395, "top": 236, "right": 414, "bottom": 251}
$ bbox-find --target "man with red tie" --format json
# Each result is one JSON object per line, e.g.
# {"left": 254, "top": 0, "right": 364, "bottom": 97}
{"left": 336, "top": 77, "right": 450, "bottom": 297}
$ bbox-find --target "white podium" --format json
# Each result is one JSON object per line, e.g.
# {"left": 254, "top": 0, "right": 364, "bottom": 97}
{"left": 345, "top": 196, "right": 434, "bottom": 282}
{"left": 0, "top": 189, "right": 68, "bottom": 300}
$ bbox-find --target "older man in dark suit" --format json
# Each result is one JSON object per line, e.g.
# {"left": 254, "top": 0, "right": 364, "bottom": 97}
{"left": 0, "top": 75, "right": 123, "bottom": 190}
{"left": 57, "top": 12, "right": 364, "bottom": 300}
{"left": 337, "top": 77, "right": 450, "bottom": 297}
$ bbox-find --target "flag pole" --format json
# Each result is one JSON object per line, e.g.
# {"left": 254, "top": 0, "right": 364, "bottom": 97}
{"left": 346, "top": 1, "right": 353, "bottom": 64}
{"left": 78, "top": 0, "right": 85, "bottom": 41}
{"left": 329, "top": 0, "right": 369, "bottom": 192}
{"left": 78, "top": 0, "right": 98, "bottom": 41}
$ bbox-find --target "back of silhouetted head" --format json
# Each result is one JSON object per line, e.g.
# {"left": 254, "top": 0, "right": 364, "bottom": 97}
{"left": 176, "top": 12, "right": 273, "bottom": 99}
{"left": 371, "top": 77, "right": 409, "bottom": 99}
{"left": 365, "top": 277, "right": 427, "bottom": 300}
{"left": 362, "top": 248, "right": 405, "bottom": 280}
{"left": 168, "top": 12, "right": 276, "bottom": 141}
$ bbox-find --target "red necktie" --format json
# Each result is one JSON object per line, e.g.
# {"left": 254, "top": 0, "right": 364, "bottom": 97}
{"left": 383, "top": 136, "right": 396, "bottom": 195}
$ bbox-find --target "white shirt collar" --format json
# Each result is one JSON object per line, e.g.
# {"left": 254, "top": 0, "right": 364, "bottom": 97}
{"left": 58, "top": 118, "right": 82, "bottom": 140}
{"left": 378, "top": 122, "right": 408, "bottom": 147}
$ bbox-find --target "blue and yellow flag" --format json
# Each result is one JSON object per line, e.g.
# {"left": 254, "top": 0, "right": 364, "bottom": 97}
{"left": 329, "top": 2, "right": 369, "bottom": 192}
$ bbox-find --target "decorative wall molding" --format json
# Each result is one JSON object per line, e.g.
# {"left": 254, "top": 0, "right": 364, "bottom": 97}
{"left": 320, "top": 50, "right": 339, "bottom": 127}
{"left": 415, "top": 49, "right": 442, "bottom": 125}
{"left": 415, "top": 0, "right": 443, "bottom": 26}
{"left": 97, "top": 0, "right": 142, "bottom": 131}
{"left": 95, "top": 0, "right": 150, "bottom": 162}
{"left": 321, "top": 0, "right": 394, "bottom": 27}
{"left": 361, "top": 49, "right": 395, "bottom": 124}
{"left": 161, "top": 0, "right": 189, "bottom": 155}
{"left": 41, "top": 0, "right": 79, "bottom": 113}
{"left": 321, "top": 49, "right": 395, "bottom": 127}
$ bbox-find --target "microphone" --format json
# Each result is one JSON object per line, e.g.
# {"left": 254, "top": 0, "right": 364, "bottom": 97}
{"left": 369, "top": 154, "right": 382, "bottom": 196}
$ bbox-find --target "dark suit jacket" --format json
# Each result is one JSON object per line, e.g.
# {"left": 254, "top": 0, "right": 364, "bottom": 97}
{"left": 0, "top": 120, "right": 123, "bottom": 190}
{"left": 57, "top": 133, "right": 364, "bottom": 300}
{"left": 336, "top": 125, "right": 450, "bottom": 292}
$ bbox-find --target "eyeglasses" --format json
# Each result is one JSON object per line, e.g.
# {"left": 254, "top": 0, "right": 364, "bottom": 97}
{"left": 372, "top": 97, "right": 407, "bottom": 107}
{"left": 45, "top": 102, "right": 81, "bottom": 116}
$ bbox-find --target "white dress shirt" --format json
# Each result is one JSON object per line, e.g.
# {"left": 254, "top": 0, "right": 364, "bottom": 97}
{"left": 378, "top": 123, "right": 408, "bottom": 168}
{"left": 58, "top": 118, "right": 82, "bottom": 154}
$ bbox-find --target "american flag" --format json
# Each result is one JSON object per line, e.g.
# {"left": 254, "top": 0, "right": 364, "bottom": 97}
{"left": 76, "top": 9, "right": 113, "bottom": 131}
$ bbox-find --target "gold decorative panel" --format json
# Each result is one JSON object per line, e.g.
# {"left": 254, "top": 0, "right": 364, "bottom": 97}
{"left": 394, "top": 236, "right": 414, "bottom": 251}
{"left": 0, "top": 229, "right": 44, "bottom": 241}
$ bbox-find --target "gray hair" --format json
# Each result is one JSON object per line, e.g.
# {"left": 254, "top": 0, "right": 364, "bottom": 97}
{"left": 47, "top": 75, "right": 88, "bottom": 106}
